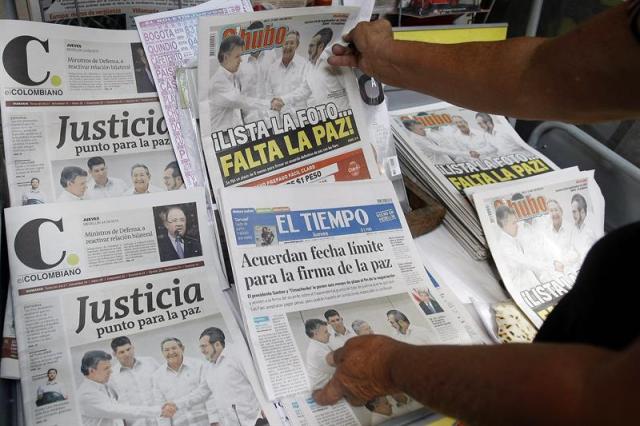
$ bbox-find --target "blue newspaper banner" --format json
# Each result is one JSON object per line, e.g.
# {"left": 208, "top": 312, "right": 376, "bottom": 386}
{"left": 231, "top": 203, "right": 402, "bottom": 246}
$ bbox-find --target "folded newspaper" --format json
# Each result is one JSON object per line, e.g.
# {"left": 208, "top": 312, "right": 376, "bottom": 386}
{"left": 219, "top": 180, "right": 486, "bottom": 425}
{"left": 197, "top": 6, "right": 381, "bottom": 190}
{"left": 470, "top": 169, "right": 605, "bottom": 328}
{"left": 0, "top": 21, "right": 185, "bottom": 207}
{"left": 5, "top": 188, "right": 279, "bottom": 426}
{"left": 391, "top": 102, "right": 559, "bottom": 260}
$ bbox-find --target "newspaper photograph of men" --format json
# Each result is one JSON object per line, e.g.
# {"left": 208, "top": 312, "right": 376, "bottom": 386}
{"left": 198, "top": 7, "right": 380, "bottom": 189}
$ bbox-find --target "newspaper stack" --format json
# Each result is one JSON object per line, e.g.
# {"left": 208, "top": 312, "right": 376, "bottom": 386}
{"left": 4, "top": 188, "right": 279, "bottom": 426}
{"left": 470, "top": 169, "right": 604, "bottom": 328}
{"left": 391, "top": 102, "right": 559, "bottom": 260}
{"left": 0, "top": 20, "right": 191, "bottom": 378}
{"left": 219, "top": 179, "right": 487, "bottom": 424}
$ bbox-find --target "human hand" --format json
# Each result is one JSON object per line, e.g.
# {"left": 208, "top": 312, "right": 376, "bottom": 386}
{"left": 271, "top": 97, "right": 285, "bottom": 111}
{"left": 161, "top": 402, "right": 177, "bottom": 418}
{"left": 312, "top": 335, "right": 403, "bottom": 406}
{"left": 328, "top": 19, "right": 394, "bottom": 78}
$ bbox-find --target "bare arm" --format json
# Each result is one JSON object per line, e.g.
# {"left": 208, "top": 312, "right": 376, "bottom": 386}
{"left": 313, "top": 335, "right": 640, "bottom": 425}
{"left": 330, "top": 3, "right": 640, "bottom": 123}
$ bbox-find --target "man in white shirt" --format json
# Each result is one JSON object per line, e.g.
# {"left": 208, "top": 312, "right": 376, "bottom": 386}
{"left": 58, "top": 166, "right": 88, "bottom": 201}
{"left": 402, "top": 119, "right": 466, "bottom": 164}
{"left": 450, "top": 115, "right": 498, "bottom": 161}
{"left": 237, "top": 21, "right": 277, "bottom": 124}
{"left": 475, "top": 112, "right": 522, "bottom": 154}
{"left": 152, "top": 338, "right": 212, "bottom": 426}
{"left": 544, "top": 199, "right": 580, "bottom": 274}
{"left": 169, "top": 327, "right": 266, "bottom": 426}
{"left": 127, "top": 164, "right": 162, "bottom": 195}
{"left": 209, "top": 35, "right": 272, "bottom": 133}
{"left": 266, "top": 31, "right": 309, "bottom": 123}
{"left": 569, "top": 193, "right": 599, "bottom": 265}
{"left": 163, "top": 161, "right": 186, "bottom": 191}
{"left": 109, "top": 336, "right": 159, "bottom": 426}
{"left": 324, "top": 309, "right": 355, "bottom": 350}
{"left": 22, "top": 177, "right": 46, "bottom": 205}
{"left": 85, "top": 157, "right": 128, "bottom": 199}
{"left": 386, "top": 310, "right": 431, "bottom": 345}
{"left": 281, "top": 27, "right": 349, "bottom": 112}
{"left": 351, "top": 319, "right": 374, "bottom": 336}
{"left": 77, "top": 350, "right": 165, "bottom": 426}
{"left": 304, "top": 318, "right": 335, "bottom": 390}
{"left": 36, "top": 368, "right": 67, "bottom": 406}
{"left": 494, "top": 205, "right": 559, "bottom": 290}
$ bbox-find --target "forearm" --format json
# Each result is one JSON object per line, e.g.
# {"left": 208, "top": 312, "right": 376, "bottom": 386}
{"left": 388, "top": 342, "right": 610, "bottom": 426}
{"left": 375, "top": 4, "right": 640, "bottom": 122}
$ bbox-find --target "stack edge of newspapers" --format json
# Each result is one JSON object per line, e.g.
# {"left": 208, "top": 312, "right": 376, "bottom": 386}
{"left": 467, "top": 168, "right": 605, "bottom": 328}
{"left": 218, "top": 179, "right": 489, "bottom": 425}
{"left": 390, "top": 102, "right": 560, "bottom": 260}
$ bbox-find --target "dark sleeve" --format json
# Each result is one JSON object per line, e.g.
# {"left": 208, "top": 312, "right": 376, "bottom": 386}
{"left": 630, "top": 0, "right": 640, "bottom": 43}
{"left": 535, "top": 221, "right": 640, "bottom": 350}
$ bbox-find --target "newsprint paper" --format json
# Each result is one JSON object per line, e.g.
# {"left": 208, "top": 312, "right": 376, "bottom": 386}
{"left": 472, "top": 169, "right": 604, "bottom": 328}
{"left": 27, "top": 0, "right": 253, "bottom": 30}
{"left": 1, "top": 292, "right": 19, "bottom": 379}
{"left": 391, "top": 102, "right": 559, "bottom": 260}
{"left": 220, "top": 180, "right": 485, "bottom": 425}
{"left": 135, "top": 0, "right": 252, "bottom": 189}
{"left": 0, "top": 21, "right": 183, "bottom": 208}
{"left": 4, "top": 188, "right": 278, "bottom": 426}
{"left": 198, "top": 7, "right": 380, "bottom": 190}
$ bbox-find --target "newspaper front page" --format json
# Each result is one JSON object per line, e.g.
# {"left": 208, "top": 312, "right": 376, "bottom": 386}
{"left": 472, "top": 170, "right": 605, "bottom": 328}
{"left": 27, "top": 0, "right": 253, "bottom": 29}
{"left": 198, "top": 7, "right": 381, "bottom": 190}
{"left": 135, "top": 0, "right": 253, "bottom": 189}
{"left": 0, "top": 21, "right": 188, "bottom": 208}
{"left": 5, "top": 188, "right": 279, "bottom": 426}
{"left": 220, "top": 180, "right": 484, "bottom": 425}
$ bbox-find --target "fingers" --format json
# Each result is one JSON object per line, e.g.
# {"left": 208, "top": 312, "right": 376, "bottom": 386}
{"left": 313, "top": 377, "right": 345, "bottom": 406}
{"left": 327, "top": 54, "right": 358, "bottom": 68}
{"left": 342, "top": 29, "right": 354, "bottom": 44}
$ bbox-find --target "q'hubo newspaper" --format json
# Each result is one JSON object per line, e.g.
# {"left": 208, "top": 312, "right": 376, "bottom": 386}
{"left": 472, "top": 169, "right": 604, "bottom": 328}
{"left": 391, "top": 102, "right": 558, "bottom": 260}
{"left": 4, "top": 188, "right": 279, "bottom": 426}
{"left": 198, "top": 7, "right": 381, "bottom": 190}
{"left": 135, "top": 0, "right": 253, "bottom": 189}
{"left": 0, "top": 21, "right": 185, "bottom": 208}
{"left": 220, "top": 180, "right": 485, "bottom": 425}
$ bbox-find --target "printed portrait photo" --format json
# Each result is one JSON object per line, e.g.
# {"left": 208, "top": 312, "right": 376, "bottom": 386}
{"left": 152, "top": 202, "right": 202, "bottom": 262}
